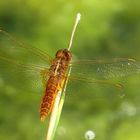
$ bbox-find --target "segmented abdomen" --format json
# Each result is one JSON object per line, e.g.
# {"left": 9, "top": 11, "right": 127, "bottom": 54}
{"left": 40, "top": 76, "right": 61, "bottom": 122}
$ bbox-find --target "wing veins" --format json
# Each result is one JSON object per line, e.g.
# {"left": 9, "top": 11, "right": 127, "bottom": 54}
{"left": 0, "top": 29, "right": 52, "bottom": 63}
{"left": 70, "top": 58, "right": 140, "bottom": 79}
{"left": 69, "top": 75, "right": 123, "bottom": 89}
{"left": 0, "top": 54, "right": 49, "bottom": 72}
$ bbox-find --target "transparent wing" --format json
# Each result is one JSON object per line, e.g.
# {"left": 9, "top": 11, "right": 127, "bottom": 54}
{"left": 70, "top": 58, "right": 140, "bottom": 84}
{"left": 64, "top": 58, "right": 140, "bottom": 100}
{"left": 0, "top": 29, "right": 51, "bottom": 93}
{"left": 0, "top": 29, "right": 52, "bottom": 67}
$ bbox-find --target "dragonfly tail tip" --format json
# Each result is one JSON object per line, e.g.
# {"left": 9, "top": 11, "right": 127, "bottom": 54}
{"left": 40, "top": 115, "right": 46, "bottom": 122}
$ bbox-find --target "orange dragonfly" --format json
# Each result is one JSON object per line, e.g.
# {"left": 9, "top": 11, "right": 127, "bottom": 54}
{"left": 0, "top": 14, "right": 140, "bottom": 122}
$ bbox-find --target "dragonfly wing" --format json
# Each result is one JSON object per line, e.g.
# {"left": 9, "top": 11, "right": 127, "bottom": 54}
{"left": 0, "top": 59, "right": 50, "bottom": 93}
{"left": 66, "top": 58, "right": 140, "bottom": 99}
{"left": 0, "top": 29, "right": 52, "bottom": 68}
{"left": 70, "top": 58, "right": 140, "bottom": 80}
{"left": 0, "top": 29, "right": 50, "bottom": 93}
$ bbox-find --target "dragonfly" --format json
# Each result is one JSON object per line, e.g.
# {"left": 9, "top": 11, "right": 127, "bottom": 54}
{"left": 0, "top": 14, "right": 140, "bottom": 122}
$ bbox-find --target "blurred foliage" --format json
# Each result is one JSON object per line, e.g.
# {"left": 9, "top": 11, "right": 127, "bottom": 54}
{"left": 0, "top": 0, "right": 140, "bottom": 140}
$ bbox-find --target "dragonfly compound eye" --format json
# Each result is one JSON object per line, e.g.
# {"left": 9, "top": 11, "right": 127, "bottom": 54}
{"left": 66, "top": 51, "right": 72, "bottom": 61}
{"left": 63, "top": 49, "right": 72, "bottom": 61}
{"left": 56, "top": 49, "right": 64, "bottom": 58}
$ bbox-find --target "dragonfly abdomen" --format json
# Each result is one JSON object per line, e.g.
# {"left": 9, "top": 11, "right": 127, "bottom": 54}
{"left": 40, "top": 76, "right": 60, "bottom": 122}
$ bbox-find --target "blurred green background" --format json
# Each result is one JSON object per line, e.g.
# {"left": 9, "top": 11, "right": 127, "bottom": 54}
{"left": 0, "top": 0, "right": 140, "bottom": 140}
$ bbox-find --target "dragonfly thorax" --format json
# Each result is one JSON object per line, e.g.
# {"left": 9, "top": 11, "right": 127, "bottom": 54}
{"left": 49, "top": 49, "right": 72, "bottom": 76}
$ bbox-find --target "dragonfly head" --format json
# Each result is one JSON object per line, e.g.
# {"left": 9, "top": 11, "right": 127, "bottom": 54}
{"left": 56, "top": 49, "right": 72, "bottom": 61}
